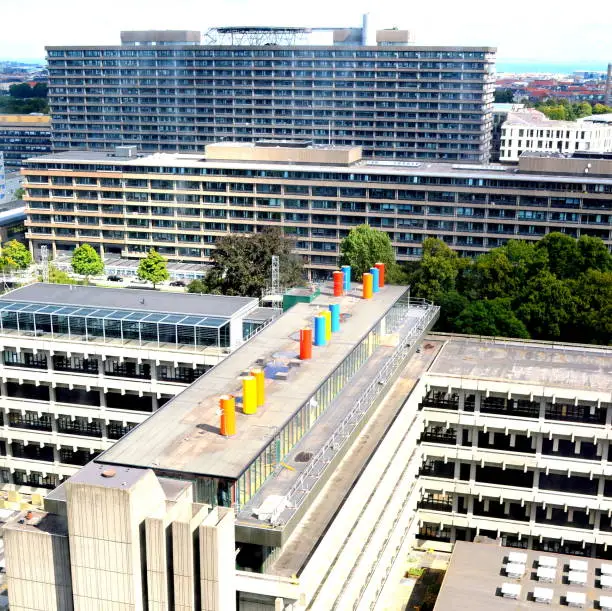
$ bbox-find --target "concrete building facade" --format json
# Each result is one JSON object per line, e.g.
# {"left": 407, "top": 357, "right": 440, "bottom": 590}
{"left": 46, "top": 28, "right": 496, "bottom": 162}
{"left": 0, "top": 115, "right": 52, "bottom": 168}
{"left": 500, "top": 109, "right": 612, "bottom": 162}
{"left": 21, "top": 142, "right": 612, "bottom": 280}
{"left": 0, "top": 283, "right": 273, "bottom": 498}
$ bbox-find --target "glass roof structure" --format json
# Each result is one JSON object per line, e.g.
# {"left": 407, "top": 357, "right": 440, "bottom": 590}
{"left": 0, "top": 300, "right": 230, "bottom": 350}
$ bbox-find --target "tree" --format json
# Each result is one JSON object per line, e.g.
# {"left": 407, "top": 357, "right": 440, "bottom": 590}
{"left": 436, "top": 290, "right": 469, "bottom": 331}
{"left": 339, "top": 224, "right": 395, "bottom": 281}
{"left": 494, "top": 89, "right": 514, "bottom": 103}
{"left": 454, "top": 298, "right": 530, "bottom": 339}
{"left": 567, "top": 270, "right": 612, "bottom": 345}
{"left": 187, "top": 279, "right": 207, "bottom": 294}
{"left": 1, "top": 240, "right": 32, "bottom": 269}
{"left": 576, "top": 235, "right": 612, "bottom": 274}
{"left": 46, "top": 266, "right": 79, "bottom": 285}
{"left": 535, "top": 232, "right": 581, "bottom": 280}
{"left": 516, "top": 271, "right": 575, "bottom": 339}
{"left": 13, "top": 188, "right": 24, "bottom": 200}
{"left": 137, "top": 249, "right": 169, "bottom": 288}
{"left": 71, "top": 244, "right": 104, "bottom": 278}
{"left": 409, "top": 238, "right": 460, "bottom": 302}
{"left": 201, "top": 228, "right": 303, "bottom": 297}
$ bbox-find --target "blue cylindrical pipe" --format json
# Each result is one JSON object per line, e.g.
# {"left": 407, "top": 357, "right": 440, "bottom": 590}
{"left": 342, "top": 265, "right": 351, "bottom": 292}
{"left": 370, "top": 266, "right": 380, "bottom": 293}
{"left": 329, "top": 303, "right": 340, "bottom": 333}
{"left": 314, "top": 315, "right": 327, "bottom": 346}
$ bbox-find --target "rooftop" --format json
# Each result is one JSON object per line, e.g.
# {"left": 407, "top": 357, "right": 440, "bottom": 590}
{"left": 428, "top": 336, "right": 612, "bottom": 397}
{"left": 1, "top": 283, "right": 257, "bottom": 319}
{"left": 23, "top": 145, "right": 612, "bottom": 184}
{"left": 0, "top": 114, "right": 50, "bottom": 125}
{"left": 434, "top": 540, "right": 611, "bottom": 610}
{"left": 99, "top": 284, "right": 408, "bottom": 480}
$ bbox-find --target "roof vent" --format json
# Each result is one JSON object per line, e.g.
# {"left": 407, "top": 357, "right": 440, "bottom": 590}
{"left": 115, "top": 145, "right": 138, "bottom": 158}
{"left": 101, "top": 468, "right": 116, "bottom": 478}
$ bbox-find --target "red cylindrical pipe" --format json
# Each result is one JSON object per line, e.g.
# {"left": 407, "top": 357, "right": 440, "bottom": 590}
{"left": 332, "top": 270, "right": 344, "bottom": 297}
{"left": 375, "top": 262, "right": 385, "bottom": 288}
{"left": 300, "top": 328, "right": 312, "bottom": 360}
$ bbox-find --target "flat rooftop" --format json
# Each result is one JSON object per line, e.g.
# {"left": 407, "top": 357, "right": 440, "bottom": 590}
{"left": 24, "top": 148, "right": 612, "bottom": 184}
{"left": 99, "top": 284, "right": 408, "bottom": 479}
{"left": 428, "top": 336, "right": 612, "bottom": 396}
{"left": 1, "top": 283, "right": 257, "bottom": 319}
{"left": 434, "top": 540, "right": 610, "bottom": 610}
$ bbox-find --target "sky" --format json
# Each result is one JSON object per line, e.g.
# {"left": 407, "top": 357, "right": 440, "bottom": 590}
{"left": 0, "top": 0, "right": 611, "bottom": 69}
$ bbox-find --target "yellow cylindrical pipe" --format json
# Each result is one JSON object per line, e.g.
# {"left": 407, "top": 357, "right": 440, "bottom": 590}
{"left": 242, "top": 376, "right": 257, "bottom": 414}
{"left": 250, "top": 368, "right": 265, "bottom": 407}
{"left": 362, "top": 272, "right": 373, "bottom": 299}
{"left": 322, "top": 310, "right": 332, "bottom": 342}
{"left": 220, "top": 394, "right": 236, "bottom": 436}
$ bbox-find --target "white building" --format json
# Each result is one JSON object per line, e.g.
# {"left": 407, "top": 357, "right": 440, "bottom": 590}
{"left": 0, "top": 283, "right": 275, "bottom": 500}
{"left": 0, "top": 152, "right": 5, "bottom": 204}
{"left": 3, "top": 285, "right": 611, "bottom": 610}
{"left": 499, "top": 109, "right": 612, "bottom": 161}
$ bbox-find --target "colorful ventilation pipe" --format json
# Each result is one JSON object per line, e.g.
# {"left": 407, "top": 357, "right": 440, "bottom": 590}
{"left": 219, "top": 394, "right": 236, "bottom": 436}
{"left": 362, "top": 272, "right": 373, "bottom": 299}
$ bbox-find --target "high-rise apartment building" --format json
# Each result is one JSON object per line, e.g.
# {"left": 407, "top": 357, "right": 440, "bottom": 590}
{"left": 46, "top": 23, "right": 496, "bottom": 162}
{"left": 0, "top": 115, "right": 52, "bottom": 167}
{"left": 0, "top": 283, "right": 274, "bottom": 497}
{"left": 21, "top": 142, "right": 612, "bottom": 279}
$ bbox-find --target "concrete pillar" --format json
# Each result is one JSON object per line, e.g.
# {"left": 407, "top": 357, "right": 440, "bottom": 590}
{"left": 539, "top": 397, "right": 547, "bottom": 421}
{"left": 458, "top": 390, "right": 465, "bottom": 411}
{"left": 474, "top": 392, "right": 481, "bottom": 414}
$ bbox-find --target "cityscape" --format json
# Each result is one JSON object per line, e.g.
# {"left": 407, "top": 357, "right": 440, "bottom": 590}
{"left": 0, "top": 2, "right": 610, "bottom": 610}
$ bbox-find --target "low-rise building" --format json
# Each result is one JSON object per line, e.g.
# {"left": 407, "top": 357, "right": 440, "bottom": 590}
{"left": 0, "top": 114, "right": 52, "bottom": 168}
{"left": 500, "top": 108, "right": 612, "bottom": 162}
{"left": 21, "top": 141, "right": 612, "bottom": 280}
{"left": 0, "top": 283, "right": 275, "bottom": 498}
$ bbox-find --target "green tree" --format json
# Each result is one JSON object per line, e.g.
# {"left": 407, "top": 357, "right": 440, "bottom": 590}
{"left": 137, "top": 249, "right": 169, "bottom": 288}
{"left": 567, "top": 270, "right": 612, "bottom": 345}
{"left": 202, "top": 228, "right": 303, "bottom": 297}
{"left": 187, "top": 279, "right": 207, "bottom": 294}
{"left": 436, "top": 290, "right": 469, "bottom": 331}
{"left": 535, "top": 232, "right": 580, "bottom": 279}
{"left": 575, "top": 102, "right": 592, "bottom": 118}
{"left": 576, "top": 235, "right": 612, "bottom": 274}
{"left": 1, "top": 240, "right": 32, "bottom": 269}
{"left": 494, "top": 89, "right": 514, "bottom": 103}
{"left": 44, "top": 265, "right": 81, "bottom": 285}
{"left": 71, "top": 244, "right": 104, "bottom": 278}
{"left": 339, "top": 224, "right": 395, "bottom": 281}
{"left": 516, "top": 271, "right": 575, "bottom": 339}
{"left": 13, "top": 188, "right": 25, "bottom": 200}
{"left": 593, "top": 103, "right": 612, "bottom": 114}
{"left": 409, "top": 238, "right": 460, "bottom": 302}
{"left": 453, "top": 298, "right": 530, "bottom": 339}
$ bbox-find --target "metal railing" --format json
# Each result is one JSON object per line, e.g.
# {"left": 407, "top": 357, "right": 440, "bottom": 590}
{"left": 271, "top": 301, "right": 439, "bottom": 526}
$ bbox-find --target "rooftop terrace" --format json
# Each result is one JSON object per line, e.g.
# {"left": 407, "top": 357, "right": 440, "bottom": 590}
{"left": 2, "top": 283, "right": 256, "bottom": 319}
{"left": 434, "top": 540, "right": 612, "bottom": 610}
{"left": 428, "top": 335, "right": 612, "bottom": 397}
{"left": 99, "top": 284, "right": 409, "bottom": 480}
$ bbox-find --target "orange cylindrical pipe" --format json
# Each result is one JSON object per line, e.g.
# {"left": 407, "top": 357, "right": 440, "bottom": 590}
{"left": 375, "top": 262, "right": 385, "bottom": 288}
{"left": 242, "top": 376, "right": 257, "bottom": 414}
{"left": 332, "top": 270, "right": 344, "bottom": 297}
{"left": 362, "top": 272, "right": 373, "bottom": 299}
{"left": 220, "top": 394, "right": 236, "bottom": 436}
{"left": 300, "top": 328, "right": 312, "bottom": 360}
{"left": 250, "top": 368, "right": 265, "bottom": 407}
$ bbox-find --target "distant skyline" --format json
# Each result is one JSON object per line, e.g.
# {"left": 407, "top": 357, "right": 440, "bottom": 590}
{"left": 0, "top": 0, "right": 611, "bottom": 67}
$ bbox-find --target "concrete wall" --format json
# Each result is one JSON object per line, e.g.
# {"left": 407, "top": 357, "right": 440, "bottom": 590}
{"left": 5, "top": 526, "right": 73, "bottom": 611}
